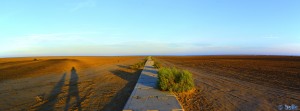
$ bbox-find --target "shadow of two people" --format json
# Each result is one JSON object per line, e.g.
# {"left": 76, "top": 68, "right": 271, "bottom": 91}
{"left": 37, "top": 67, "right": 81, "bottom": 111}
{"left": 65, "top": 67, "right": 81, "bottom": 111}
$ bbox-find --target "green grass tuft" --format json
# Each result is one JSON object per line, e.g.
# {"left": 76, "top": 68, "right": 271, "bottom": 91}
{"left": 157, "top": 67, "right": 194, "bottom": 92}
{"left": 130, "top": 58, "right": 148, "bottom": 69}
{"left": 146, "top": 56, "right": 151, "bottom": 60}
{"left": 130, "top": 56, "right": 152, "bottom": 69}
{"left": 151, "top": 57, "right": 162, "bottom": 69}
{"left": 153, "top": 61, "right": 162, "bottom": 69}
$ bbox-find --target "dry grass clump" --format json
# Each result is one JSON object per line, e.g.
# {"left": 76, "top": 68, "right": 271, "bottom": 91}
{"left": 129, "top": 57, "right": 149, "bottom": 69}
{"left": 153, "top": 61, "right": 162, "bottom": 69}
{"left": 157, "top": 67, "right": 194, "bottom": 92}
{"left": 146, "top": 56, "right": 151, "bottom": 60}
{"left": 129, "top": 61, "right": 145, "bottom": 69}
{"left": 151, "top": 57, "right": 162, "bottom": 69}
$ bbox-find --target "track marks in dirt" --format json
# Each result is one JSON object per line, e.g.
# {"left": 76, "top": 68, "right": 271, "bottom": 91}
{"left": 156, "top": 56, "right": 300, "bottom": 111}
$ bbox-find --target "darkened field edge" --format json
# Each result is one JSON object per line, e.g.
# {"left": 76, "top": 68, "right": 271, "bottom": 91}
{"left": 102, "top": 56, "right": 148, "bottom": 110}
{"left": 104, "top": 68, "right": 143, "bottom": 111}
{"left": 129, "top": 57, "right": 149, "bottom": 69}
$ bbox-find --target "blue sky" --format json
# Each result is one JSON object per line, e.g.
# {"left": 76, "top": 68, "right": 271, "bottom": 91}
{"left": 0, "top": 0, "right": 299, "bottom": 57}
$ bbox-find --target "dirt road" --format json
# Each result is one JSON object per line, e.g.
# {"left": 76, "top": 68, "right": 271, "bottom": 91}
{"left": 156, "top": 56, "right": 300, "bottom": 111}
{"left": 0, "top": 56, "right": 144, "bottom": 111}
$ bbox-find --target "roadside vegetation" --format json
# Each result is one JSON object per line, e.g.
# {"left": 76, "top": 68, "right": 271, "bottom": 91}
{"left": 129, "top": 56, "right": 149, "bottom": 69}
{"left": 157, "top": 67, "right": 194, "bottom": 92}
{"left": 152, "top": 57, "right": 195, "bottom": 92}
{"left": 129, "top": 60, "right": 146, "bottom": 69}
{"left": 153, "top": 61, "right": 162, "bottom": 69}
{"left": 146, "top": 56, "right": 151, "bottom": 60}
{"left": 151, "top": 57, "right": 162, "bottom": 69}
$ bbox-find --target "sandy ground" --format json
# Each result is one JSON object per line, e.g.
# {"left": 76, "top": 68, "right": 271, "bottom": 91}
{"left": 156, "top": 56, "right": 300, "bottom": 111}
{"left": 0, "top": 56, "right": 144, "bottom": 111}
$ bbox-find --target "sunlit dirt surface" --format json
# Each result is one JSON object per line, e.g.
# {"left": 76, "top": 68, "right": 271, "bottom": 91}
{"left": 0, "top": 56, "right": 144, "bottom": 111}
{"left": 156, "top": 56, "right": 300, "bottom": 111}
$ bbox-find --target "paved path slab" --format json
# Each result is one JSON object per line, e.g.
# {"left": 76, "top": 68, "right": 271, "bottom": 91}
{"left": 123, "top": 59, "right": 184, "bottom": 111}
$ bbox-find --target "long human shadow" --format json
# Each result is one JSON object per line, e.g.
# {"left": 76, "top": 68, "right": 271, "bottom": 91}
{"left": 64, "top": 67, "right": 81, "bottom": 111}
{"left": 102, "top": 66, "right": 142, "bottom": 111}
{"left": 37, "top": 73, "right": 66, "bottom": 111}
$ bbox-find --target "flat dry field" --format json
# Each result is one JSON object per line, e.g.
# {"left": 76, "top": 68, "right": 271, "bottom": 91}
{"left": 156, "top": 56, "right": 300, "bottom": 111}
{"left": 0, "top": 56, "right": 144, "bottom": 111}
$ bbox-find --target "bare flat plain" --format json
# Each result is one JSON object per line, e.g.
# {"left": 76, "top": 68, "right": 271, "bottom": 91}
{"left": 0, "top": 56, "right": 144, "bottom": 111}
{"left": 156, "top": 56, "right": 300, "bottom": 111}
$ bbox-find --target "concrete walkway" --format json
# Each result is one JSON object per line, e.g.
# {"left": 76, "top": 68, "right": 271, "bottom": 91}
{"left": 123, "top": 59, "right": 184, "bottom": 111}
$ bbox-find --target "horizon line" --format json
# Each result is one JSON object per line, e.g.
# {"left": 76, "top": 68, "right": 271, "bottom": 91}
{"left": 1, "top": 54, "right": 299, "bottom": 58}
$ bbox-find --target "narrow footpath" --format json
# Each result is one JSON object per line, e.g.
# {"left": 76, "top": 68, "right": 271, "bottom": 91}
{"left": 123, "top": 59, "right": 184, "bottom": 111}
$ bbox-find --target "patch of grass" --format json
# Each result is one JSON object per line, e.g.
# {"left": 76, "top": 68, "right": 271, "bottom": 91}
{"left": 151, "top": 57, "right": 162, "bottom": 69}
{"left": 146, "top": 56, "right": 151, "bottom": 60}
{"left": 153, "top": 61, "right": 162, "bottom": 69}
{"left": 157, "top": 67, "right": 194, "bottom": 92}
{"left": 130, "top": 58, "right": 147, "bottom": 69}
{"left": 130, "top": 56, "right": 152, "bottom": 69}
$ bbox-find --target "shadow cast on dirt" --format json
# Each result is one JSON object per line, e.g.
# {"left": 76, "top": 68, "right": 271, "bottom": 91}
{"left": 37, "top": 73, "right": 66, "bottom": 111}
{"left": 65, "top": 67, "right": 81, "bottom": 111}
{"left": 102, "top": 67, "right": 142, "bottom": 111}
{"left": 116, "top": 65, "right": 130, "bottom": 69}
{"left": 36, "top": 67, "right": 82, "bottom": 111}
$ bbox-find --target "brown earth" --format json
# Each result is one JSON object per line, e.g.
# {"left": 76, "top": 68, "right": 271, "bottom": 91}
{"left": 0, "top": 56, "right": 144, "bottom": 111}
{"left": 155, "top": 56, "right": 300, "bottom": 111}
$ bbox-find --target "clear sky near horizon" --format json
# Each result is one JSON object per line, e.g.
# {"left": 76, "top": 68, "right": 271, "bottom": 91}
{"left": 0, "top": 0, "right": 299, "bottom": 57}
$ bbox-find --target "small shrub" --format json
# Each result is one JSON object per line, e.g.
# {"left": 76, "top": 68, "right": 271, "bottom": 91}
{"left": 146, "top": 56, "right": 151, "bottom": 60}
{"left": 151, "top": 57, "right": 162, "bottom": 69}
{"left": 130, "top": 59, "right": 147, "bottom": 69}
{"left": 158, "top": 67, "right": 194, "bottom": 92}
